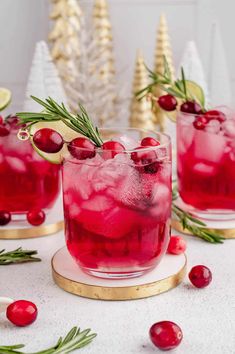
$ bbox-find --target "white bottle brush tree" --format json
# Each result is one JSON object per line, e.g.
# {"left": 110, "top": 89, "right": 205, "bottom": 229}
{"left": 23, "top": 41, "right": 68, "bottom": 112}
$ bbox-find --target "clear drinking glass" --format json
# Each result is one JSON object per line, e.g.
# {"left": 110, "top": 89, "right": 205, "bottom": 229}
{"left": 0, "top": 117, "right": 60, "bottom": 219}
{"left": 62, "top": 128, "right": 172, "bottom": 279}
{"left": 177, "top": 109, "right": 235, "bottom": 221}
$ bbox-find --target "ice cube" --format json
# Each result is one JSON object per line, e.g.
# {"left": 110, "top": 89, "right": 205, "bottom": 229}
{"left": 5, "top": 156, "right": 27, "bottom": 173}
{"left": 177, "top": 124, "right": 194, "bottom": 154}
{"left": 113, "top": 135, "right": 138, "bottom": 150}
{"left": 69, "top": 204, "right": 81, "bottom": 218}
{"left": 205, "top": 119, "right": 221, "bottom": 134}
{"left": 222, "top": 119, "right": 235, "bottom": 138}
{"left": 193, "top": 130, "right": 226, "bottom": 163}
{"left": 193, "top": 162, "right": 217, "bottom": 176}
{"left": 150, "top": 184, "right": 171, "bottom": 219}
{"left": 82, "top": 194, "right": 114, "bottom": 212}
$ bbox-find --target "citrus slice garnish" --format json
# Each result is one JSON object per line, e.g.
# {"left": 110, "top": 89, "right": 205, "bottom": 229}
{"left": 0, "top": 88, "right": 11, "bottom": 111}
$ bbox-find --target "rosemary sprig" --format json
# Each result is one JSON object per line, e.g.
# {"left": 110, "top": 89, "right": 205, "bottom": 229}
{"left": 136, "top": 56, "right": 206, "bottom": 110}
{"left": 0, "top": 248, "right": 41, "bottom": 265}
{"left": 172, "top": 203, "right": 224, "bottom": 244}
{"left": 17, "top": 97, "right": 103, "bottom": 147}
{"left": 0, "top": 326, "right": 97, "bottom": 354}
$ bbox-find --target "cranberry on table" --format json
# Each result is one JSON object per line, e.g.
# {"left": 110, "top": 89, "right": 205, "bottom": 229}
{"left": 68, "top": 137, "right": 96, "bottom": 160}
{"left": 102, "top": 140, "right": 125, "bottom": 159}
{"left": 180, "top": 101, "right": 202, "bottom": 114}
{"left": 189, "top": 265, "right": 212, "bottom": 288}
{"left": 167, "top": 236, "right": 186, "bottom": 255}
{"left": 131, "top": 147, "right": 159, "bottom": 174}
{"left": 0, "top": 123, "right": 10, "bottom": 137}
{"left": 141, "top": 137, "right": 160, "bottom": 147}
{"left": 6, "top": 300, "right": 38, "bottom": 327}
{"left": 27, "top": 209, "right": 46, "bottom": 226}
{"left": 193, "top": 116, "right": 209, "bottom": 130}
{"left": 33, "top": 128, "right": 64, "bottom": 153}
{"left": 203, "top": 110, "right": 226, "bottom": 123}
{"left": 0, "top": 210, "right": 11, "bottom": 226}
{"left": 149, "top": 321, "right": 183, "bottom": 351}
{"left": 158, "top": 94, "right": 178, "bottom": 111}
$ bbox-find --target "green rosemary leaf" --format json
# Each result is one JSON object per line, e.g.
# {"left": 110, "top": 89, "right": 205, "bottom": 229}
{"left": 0, "top": 248, "right": 41, "bottom": 265}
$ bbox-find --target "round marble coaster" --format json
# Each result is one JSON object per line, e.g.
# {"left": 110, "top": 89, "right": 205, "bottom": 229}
{"left": 0, "top": 196, "right": 64, "bottom": 239}
{"left": 52, "top": 247, "right": 187, "bottom": 301}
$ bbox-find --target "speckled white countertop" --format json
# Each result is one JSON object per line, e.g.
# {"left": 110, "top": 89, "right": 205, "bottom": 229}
{"left": 0, "top": 229, "right": 235, "bottom": 354}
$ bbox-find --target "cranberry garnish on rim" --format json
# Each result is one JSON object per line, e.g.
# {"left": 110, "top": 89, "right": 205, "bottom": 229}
{"left": 181, "top": 101, "right": 202, "bottom": 114}
{"left": 193, "top": 116, "right": 209, "bottom": 130}
{"left": 141, "top": 137, "right": 160, "bottom": 147}
{"left": 0, "top": 210, "right": 11, "bottom": 226}
{"left": 149, "top": 321, "right": 183, "bottom": 350}
{"left": 158, "top": 94, "right": 177, "bottom": 111}
{"left": 6, "top": 300, "right": 38, "bottom": 327}
{"left": 27, "top": 209, "right": 46, "bottom": 226}
{"left": 33, "top": 128, "right": 64, "bottom": 153}
{"left": 131, "top": 147, "right": 159, "bottom": 174}
{"left": 189, "top": 265, "right": 212, "bottom": 288}
{"left": 102, "top": 140, "right": 125, "bottom": 159}
{"left": 167, "top": 236, "right": 186, "bottom": 255}
{"left": 203, "top": 110, "right": 226, "bottom": 123}
{"left": 68, "top": 137, "right": 96, "bottom": 160}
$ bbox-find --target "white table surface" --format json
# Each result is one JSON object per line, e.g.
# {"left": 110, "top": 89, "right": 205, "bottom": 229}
{"left": 0, "top": 229, "right": 235, "bottom": 354}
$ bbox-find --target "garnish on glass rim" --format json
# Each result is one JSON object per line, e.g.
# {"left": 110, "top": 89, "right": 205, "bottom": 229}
{"left": 136, "top": 56, "right": 206, "bottom": 111}
{"left": 0, "top": 326, "right": 97, "bottom": 354}
{"left": 0, "top": 247, "right": 41, "bottom": 265}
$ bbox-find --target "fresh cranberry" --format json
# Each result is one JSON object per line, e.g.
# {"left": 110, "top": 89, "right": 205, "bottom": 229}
{"left": 131, "top": 147, "right": 159, "bottom": 174}
{"left": 167, "top": 236, "right": 186, "bottom": 255}
{"left": 0, "top": 115, "right": 3, "bottom": 124}
{"left": 149, "top": 321, "right": 183, "bottom": 350}
{"left": 189, "top": 265, "right": 212, "bottom": 288}
{"left": 193, "top": 116, "right": 209, "bottom": 130}
{"left": 180, "top": 101, "right": 202, "bottom": 114}
{"left": 141, "top": 137, "right": 160, "bottom": 147}
{"left": 6, "top": 300, "right": 38, "bottom": 327}
{"left": 102, "top": 140, "right": 125, "bottom": 159}
{"left": 68, "top": 137, "right": 96, "bottom": 160}
{"left": 203, "top": 110, "right": 226, "bottom": 123}
{"left": 0, "top": 210, "right": 11, "bottom": 226}
{"left": 6, "top": 115, "right": 20, "bottom": 127}
{"left": 33, "top": 128, "right": 64, "bottom": 153}
{"left": 27, "top": 209, "right": 46, "bottom": 226}
{"left": 0, "top": 123, "right": 10, "bottom": 137}
{"left": 158, "top": 94, "right": 177, "bottom": 111}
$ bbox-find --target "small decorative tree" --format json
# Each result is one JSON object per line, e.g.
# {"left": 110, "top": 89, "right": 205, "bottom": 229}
{"left": 153, "top": 13, "right": 175, "bottom": 131}
{"left": 24, "top": 41, "right": 68, "bottom": 112}
{"left": 129, "top": 51, "right": 155, "bottom": 130}
{"left": 48, "top": 0, "right": 82, "bottom": 87}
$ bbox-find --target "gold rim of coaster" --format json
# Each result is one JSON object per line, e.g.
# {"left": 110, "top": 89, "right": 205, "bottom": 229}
{"left": 172, "top": 219, "right": 235, "bottom": 239}
{"left": 51, "top": 247, "right": 187, "bottom": 301}
{"left": 0, "top": 221, "right": 64, "bottom": 239}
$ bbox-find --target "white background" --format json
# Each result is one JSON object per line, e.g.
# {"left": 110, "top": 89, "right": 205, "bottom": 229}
{"left": 0, "top": 0, "right": 234, "bottom": 113}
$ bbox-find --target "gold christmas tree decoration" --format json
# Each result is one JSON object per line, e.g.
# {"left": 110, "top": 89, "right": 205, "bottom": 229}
{"left": 92, "top": 0, "right": 116, "bottom": 125}
{"left": 153, "top": 13, "right": 175, "bottom": 131}
{"left": 129, "top": 51, "right": 155, "bottom": 130}
{"left": 48, "top": 0, "right": 83, "bottom": 85}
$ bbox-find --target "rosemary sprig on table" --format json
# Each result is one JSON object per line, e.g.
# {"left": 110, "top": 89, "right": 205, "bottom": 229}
{"left": 0, "top": 326, "right": 97, "bottom": 354}
{"left": 136, "top": 56, "right": 205, "bottom": 110}
{"left": 17, "top": 96, "right": 103, "bottom": 147}
{"left": 172, "top": 204, "right": 224, "bottom": 244}
{"left": 0, "top": 247, "right": 41, "bottom": 265}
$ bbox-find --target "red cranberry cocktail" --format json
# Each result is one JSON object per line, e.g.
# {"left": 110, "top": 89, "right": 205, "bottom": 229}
{"left": 62, "top": 129, "right": 172, "bottom": 278}
{"left": 177, "top": 109, "right": 235, "bottom": 216}
{"left": 0, "top": 116, "right": 60, "bottom": 225}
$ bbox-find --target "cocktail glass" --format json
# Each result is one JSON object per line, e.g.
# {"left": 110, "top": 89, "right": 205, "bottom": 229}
{"left": 62, "top": 128, "right": 171, "bottom": 279}
{"left": 177, "top": 109, "right": 235, "bottom": 221}
{"left": 0, "top": 117, "right": 60, "bottom": 221}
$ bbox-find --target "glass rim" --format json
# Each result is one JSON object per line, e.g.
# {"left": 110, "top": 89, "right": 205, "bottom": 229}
{"left": 67, "top": 127, "right": 171, "bottom": 153}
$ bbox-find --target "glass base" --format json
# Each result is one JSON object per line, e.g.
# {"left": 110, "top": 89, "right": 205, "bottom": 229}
{"left": 81, "top": 266, "right": 155, "bottom": 280}
{"left": 175, "top": 196, "right": 235, "bottom": 228}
